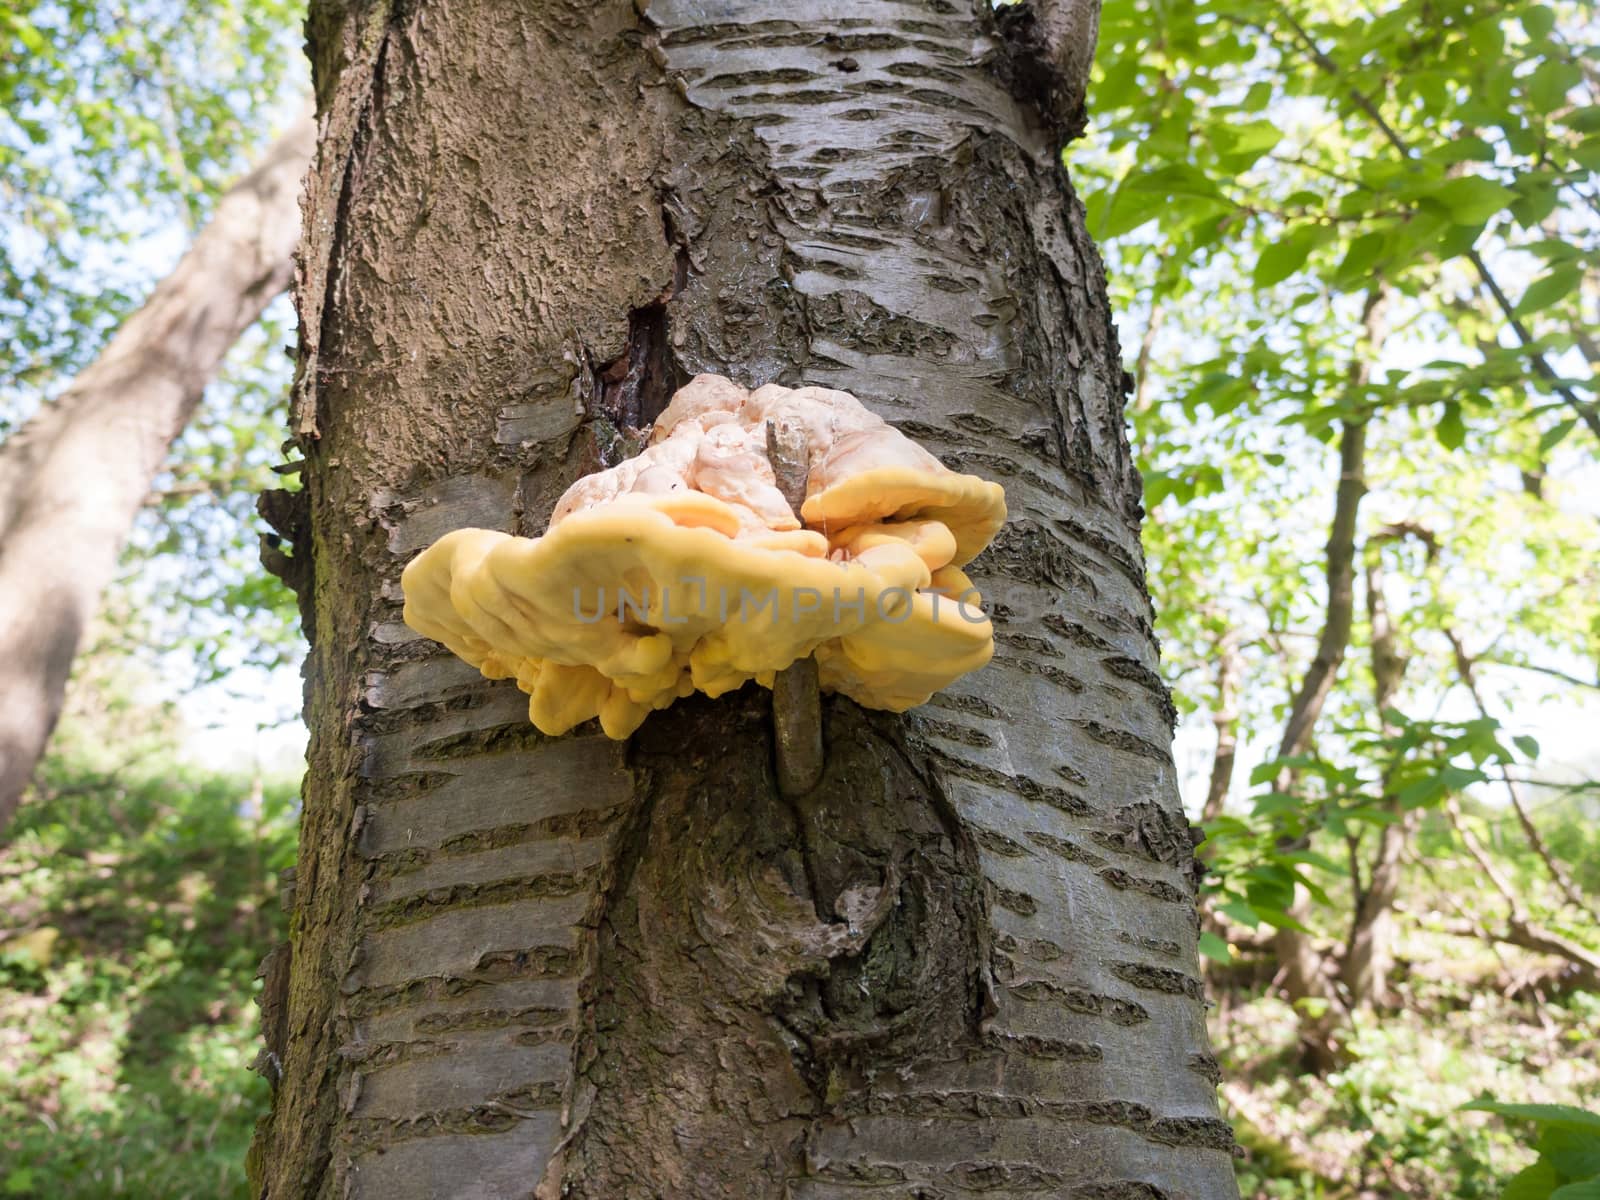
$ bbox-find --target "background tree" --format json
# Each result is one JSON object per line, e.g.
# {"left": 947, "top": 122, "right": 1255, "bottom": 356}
{"left": 0, "top": 112, "right": 311, "bottom": 825}
{"left": 0, "top": 0, "right": 311, "bottom": 819}
{"left": 246, "top": 0, "right": 1238, "bottom": 1196}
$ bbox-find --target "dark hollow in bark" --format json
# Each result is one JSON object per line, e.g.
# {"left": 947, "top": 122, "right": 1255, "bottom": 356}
{"left": 249, "top": 2, "right": 1237, "bottom": 1197}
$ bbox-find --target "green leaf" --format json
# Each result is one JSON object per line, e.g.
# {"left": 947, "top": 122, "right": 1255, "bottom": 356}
{"left": 1513, "top": 734, "right": 1542, "bottom": 759}
{"left": 1464, "top": 1102, "right": 1600, "bottom": 1135}
{"left": 1502, "top": 1160, "right": 1560, "bottom": 1200}
{"left": 1248, "top": 756, "right": 1315, "bottom": 785}
{"left": 1216, "top": 119, "right": 1283, "bottom": 170}
{"left": 1197, "top": 930, "right": 1232, "bottom": 964}
{"left": 1254, "top": 225, "right": 1324, "bottom": 289}
{"left": 1436, "top": 402, "right": 1466, "bottom": 451}
{"left": 1521, "top": 6, "right": 1556, "bottom": 39}
{"left": 1253, "top": 791, "right": 1305, "bottom": 816}
{"left": 1540, "top": 420, "right": 1577, "bottom": 454}
{"left": 1527, "top": 61, "right": 1583, "bottom": 112}
{"left": 1336, "top": 231, "right": 1389, "bottom": 283}
{"left": 1251, "top": 905, "right": 1313, "bottom": 933}
{"left": 1551, "top": 1180, "right": 1600, "bottom": 1200}
{"left": 1541, "top": 1128, "right": 1600, "bottom": 1181}
{"left": 1427, "top": 135, "right": 1497, "bottom": 165}
{"left": 1515, "top": 265, "right": 1583, "bottom": 316}
{"left": 1098, "top": 185, "right": 1167, "bottom": 239}
{"left": 1572, "top": 137, "right": 1600, "bottom": 172}
{"left": 1511, "top": 174, "right": 1566, "bottom": 228}
{"left": 1218, "top": 900, "right": 1261, "bottom": 929}
{"left": 1241, "top": 82, "right": 1272, "bottom": 112}
{"left": 1397, "top": 775, "right": 1446, "bottom": 808}
{"left": 1124, "top": 163, "right": 1226, "bottom": 202}
{"left": 1428, "top": 176, "right": 1518, "bottom": 225}
{"left": 1284, "top": 849, "right": 1343, "bottom": 875}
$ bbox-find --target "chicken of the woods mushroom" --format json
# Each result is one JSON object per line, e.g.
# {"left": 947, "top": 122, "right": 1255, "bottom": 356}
{"left": 401, "top": 374, "right": 1007, "bottom": 740}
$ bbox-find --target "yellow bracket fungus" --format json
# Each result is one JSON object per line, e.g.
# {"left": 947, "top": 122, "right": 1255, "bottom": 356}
{"left": 400, "top": 374, "right": 1007, "bottom": 740}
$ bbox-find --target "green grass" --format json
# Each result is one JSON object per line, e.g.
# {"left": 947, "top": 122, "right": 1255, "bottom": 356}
{"left": 0, "top": 747, "right": 297, "bottom": 1199}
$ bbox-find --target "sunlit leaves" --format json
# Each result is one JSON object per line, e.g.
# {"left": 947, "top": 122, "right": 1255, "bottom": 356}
{"left": 1, "top": 0, "right": 302, "bottom": 398}
{"left": 1425, "top": 176, "right": 1521, "bottom": 227}
{"left": 1466, "top": 1103, "right": 1600, "bottom": 1199}
{"left": 1516, "top": 265, "right": 1586, "bottom": 316}
{"left": 1254, "top": 225, "right": 1326, "bottom": 288}
{"left": 2, "top": 1, "right": 306, "bottom": 686}
{"left": 1076, "top": 0, "right": 1600, "bottom": 954}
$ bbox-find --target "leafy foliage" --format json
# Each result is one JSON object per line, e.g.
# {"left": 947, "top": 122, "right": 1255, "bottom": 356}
{"left": 1079, "top": 0, "right": 1599, "bottom": 949}
{"left": 0, "top": 678, "right": 297, "bottom": 1199}
{"left": 1463, "top": 1102, "right": 1600, "bottom": 1199}
{"left": 1213, "top": 802, "right": 1600, "bottom": 1197}
{"left": 2, "top": 0, "right": 301, "bottom": 400}
{"left": 1, "top": 0, "right": 307, "bottom": 679}
{"left": 1076, "top": 0, "right": 1599, "bottom": 1191}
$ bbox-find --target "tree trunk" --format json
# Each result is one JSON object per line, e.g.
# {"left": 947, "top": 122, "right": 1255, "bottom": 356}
{"left": 1200, "top": 629, "right": 1241, "bottom": 824}
{"left": 1340, "top": 552, "right": 1412, "bottom": 1009}
{"left": 1270, "top": 288, "right": 1387, "bottom": 1071}
{"left": 249, "top": 3, "right": 1237, "bottom": 1197}
{"left": 0, "top": 111, "right": 314, "bottom": 825}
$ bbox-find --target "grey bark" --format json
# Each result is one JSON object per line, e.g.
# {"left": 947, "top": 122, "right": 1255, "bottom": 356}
{"left": 249, "top": 3, "right": 1236, "bottom": 1198}
{"left": 0, "top": 112, "right": 314, "bottom": 826}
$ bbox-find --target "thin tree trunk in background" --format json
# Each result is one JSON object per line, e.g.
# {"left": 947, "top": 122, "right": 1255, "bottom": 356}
{"left": 1269, "top": 414, "right": 1367, "bottom": 1063}
{"left": 0, "top": 112, "right": 313, "bottom": 827}
{"left": 1202, "top": 628, "right": 1241, "bottom": 823}
{"left": 1341, "top": 553, "right": 1413, "bottom": 1008}
{"left": 249, "top": 3, "right": 1236, "bottom": 1197}
{"left": 1272, "top": 423, "right": 1372, "bottom": 763}
{"left": 1270, "top": 288, "right": 1387, "bottom": 1069}
{"left": 1269, "top": 289, "right": 1389, "bottom": 769}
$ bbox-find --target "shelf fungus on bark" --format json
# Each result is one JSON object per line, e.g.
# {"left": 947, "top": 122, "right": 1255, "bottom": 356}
{"left": 400, "top": 374, "right": 1007, "bottom": 741}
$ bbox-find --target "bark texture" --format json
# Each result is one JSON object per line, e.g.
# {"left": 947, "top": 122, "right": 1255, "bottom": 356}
{"left": 0, "top": 112, "right": 314, "bottom": 825}
{"left": 250, "top": 3, "right": 1236, "bottom": 1197}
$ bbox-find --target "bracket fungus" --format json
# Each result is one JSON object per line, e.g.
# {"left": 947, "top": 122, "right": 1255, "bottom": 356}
{"left": 400, "top": 375, "right": 1007, "bottom": 740}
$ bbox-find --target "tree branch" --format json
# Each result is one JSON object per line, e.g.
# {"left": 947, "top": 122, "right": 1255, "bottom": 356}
{"left": 1275, "top": 288, "right": 1389, "bottom": 764}
{"left": 1428, "top": 914, "right": 1600, "bottom": 990}
{"left": 1202, "top": 626, "right": 1242, "bottom": 823}
{"left": 1270, "top": 1, "right": 1600, "bottom": 443}
{"left": 1444, "top": 627, "right": 1597, "bottom": 920}
{"left": 994, "top": 0, "right": 1103, "bottom": 139}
